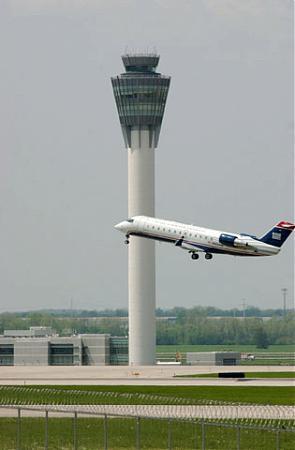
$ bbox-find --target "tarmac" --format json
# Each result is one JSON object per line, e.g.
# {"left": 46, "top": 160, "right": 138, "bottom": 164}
{"left": 0, "top": 365, "right": 294, "bottom": 386}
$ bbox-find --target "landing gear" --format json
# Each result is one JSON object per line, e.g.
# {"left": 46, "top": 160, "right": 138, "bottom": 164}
{"left": 191, "top": 253, "right": 199, "bottom": 260}
{"left": 175, "top": 236, "right": 184, "bottom": 247}
{"left": 124, "top": 235, "right": 130, "bottom": 245}
{"left": 205, "top": 253, "right": 213, "bottom": 260}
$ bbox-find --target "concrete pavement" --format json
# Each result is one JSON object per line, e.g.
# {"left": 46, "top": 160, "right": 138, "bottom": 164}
{"left": 0, "top": 365, "right": 294, "bottom": 386}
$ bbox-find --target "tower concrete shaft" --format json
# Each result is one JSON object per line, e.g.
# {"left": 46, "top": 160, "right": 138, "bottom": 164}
{"left": 111, "top": 54, "right": 170, "bottom": 365}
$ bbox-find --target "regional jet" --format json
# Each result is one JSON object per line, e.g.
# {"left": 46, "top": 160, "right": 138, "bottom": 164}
{"left": 115, "top": 216, "right": 295, "bottom": 260}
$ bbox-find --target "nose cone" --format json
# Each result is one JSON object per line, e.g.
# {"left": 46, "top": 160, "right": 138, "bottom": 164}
{"left": 115, "top": 221, "right": 124, "bottom": 231}
{"left": 115, "top": 221, "right": 128, "bottom": 233}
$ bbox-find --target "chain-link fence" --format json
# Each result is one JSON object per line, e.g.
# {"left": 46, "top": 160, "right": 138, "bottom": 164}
{"left": 0, "top": 405, "right": 294, "bottom": 450}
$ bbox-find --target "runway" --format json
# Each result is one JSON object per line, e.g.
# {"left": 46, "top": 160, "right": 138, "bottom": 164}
{"left": 0, "top": 365, "right": 294, "bottom": 386}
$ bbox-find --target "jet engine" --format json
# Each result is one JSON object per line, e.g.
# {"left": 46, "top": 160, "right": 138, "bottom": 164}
{"left": 219, "top": 233, "right": 250, "bottom": 249}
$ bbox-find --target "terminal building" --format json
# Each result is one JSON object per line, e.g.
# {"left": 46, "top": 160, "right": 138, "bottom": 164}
{"left": 0, "top": 328, "right": 240, "bottom": 367}
{"left": 0, "top": 328, "right": 128, "bottom": 366}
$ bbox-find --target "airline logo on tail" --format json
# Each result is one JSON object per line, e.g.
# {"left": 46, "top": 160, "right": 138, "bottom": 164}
{"left": 272, "top": 232, "right": 281, "bottom": 241}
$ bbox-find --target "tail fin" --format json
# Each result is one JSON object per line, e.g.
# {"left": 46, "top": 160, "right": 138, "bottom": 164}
{"left": 260, "top": 221, "right": 295, "bottom": 247}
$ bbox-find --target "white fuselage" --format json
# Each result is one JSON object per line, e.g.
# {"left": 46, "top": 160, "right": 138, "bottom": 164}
{"left": 115, "top": 216, "right": 280, "bottom": 257}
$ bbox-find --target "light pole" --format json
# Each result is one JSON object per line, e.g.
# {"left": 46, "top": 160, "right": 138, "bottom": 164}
{"left": 241, "top": 299, "right": 247, "bottom": 319}
{"left": 281, "top": 288, "right": 287, "bottom": 317}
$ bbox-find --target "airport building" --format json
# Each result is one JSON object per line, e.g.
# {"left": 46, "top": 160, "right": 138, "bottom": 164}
{"left": 187, "top": 352, "right": 241, "bottom": 366}
{"left": 0, "top": 328, "right": 128, "bottom": 366}
{"left": 0, "top": 329, "right": 240, "bottom": 367}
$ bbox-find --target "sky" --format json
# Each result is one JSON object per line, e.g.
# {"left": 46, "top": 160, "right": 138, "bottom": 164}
{"left": 0, "top": 0, "right": 293, "bottom": 312}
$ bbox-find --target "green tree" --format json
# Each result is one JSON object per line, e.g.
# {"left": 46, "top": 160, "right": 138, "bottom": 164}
{"left": 254, "top": 325, "right": 269, "bottom": 349}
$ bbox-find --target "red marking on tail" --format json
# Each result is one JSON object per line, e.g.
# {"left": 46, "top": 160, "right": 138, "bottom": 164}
{"left": 276, "top": 221, "right": 295, "bottom": 230}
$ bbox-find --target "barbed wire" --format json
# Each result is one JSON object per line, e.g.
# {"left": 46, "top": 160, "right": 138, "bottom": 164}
{"left": 0, "top": 385, "right": 281, "bottom": 407}
{"left": 0, "top": 404, "right": 294, "bottom": 430}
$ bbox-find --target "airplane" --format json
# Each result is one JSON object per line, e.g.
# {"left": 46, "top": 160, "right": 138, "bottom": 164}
{"left": 115, "top": 216, "right": 295, "bottom": 260}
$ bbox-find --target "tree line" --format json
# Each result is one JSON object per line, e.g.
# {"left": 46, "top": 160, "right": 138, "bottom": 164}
{"left": 0, "top": 307, "right": 294, "bottom": 347}
{"left": 156, "top": 310, "right": 294, "bottom": 347}
{"left": 6, "top": 305, "right": 291, "bottom": 318}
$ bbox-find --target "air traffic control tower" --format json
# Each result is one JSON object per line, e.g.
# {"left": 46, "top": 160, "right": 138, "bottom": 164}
{"left": 111, "top": 54, "right": 170, "bottom": 365}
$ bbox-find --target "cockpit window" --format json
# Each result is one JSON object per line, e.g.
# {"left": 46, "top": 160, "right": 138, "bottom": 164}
{"left": 127, "top": 218, "right": 134, "bottom": 223}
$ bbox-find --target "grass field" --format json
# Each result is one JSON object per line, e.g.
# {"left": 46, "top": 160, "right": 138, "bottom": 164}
{"left": 0, "top": 417, "right": 294, "bottom": 450}
{"left": 156, "top": 344, "right": 295, "bottom": 353}
{"left": 176, "top": 372, "right": 295, "bottom": 379}
{"left": 0, "top": 385, "right": 294, "bottom": 406}
{"left": 1, "top": 385, "right": 294, "bottom": 449}
{"left": 239, "top": 359, "right": 295, "bottom": 366}
{"left": 156, "top": 344, "right": 295, "bottom": 366}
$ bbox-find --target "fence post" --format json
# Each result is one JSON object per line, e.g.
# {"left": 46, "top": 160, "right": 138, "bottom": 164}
{"left": 16, "top": 408, "right": 21, "bottom": 450}
{"left": 44, "top": 410, "right": 49, "bottom": 450}
{"left": 195, "top": 420, "right": 198, "bottom": 450}
{"left": 236, "top": 425, "right": 240, "bottom": 450}
{"left": 276, "top": 429, "right": 280, "bottom": 450}
{"left": 104, "top": 414, "right": 108, "bottom": 450}
{"left": 73, "top": 411, "right": 78, "bottom": 450}
{"left": 201, "top": 421, "right": 206, "bottom": 450}
{"left": 136, "top": 416, "right": 141, "bottom": 450}
{"left": 168, "top": 418, "right": 172, "bottom": 450}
